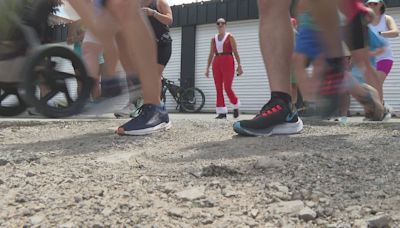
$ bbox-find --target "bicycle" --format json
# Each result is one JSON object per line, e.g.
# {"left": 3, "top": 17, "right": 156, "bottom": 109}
{"left": 119, "top": 77, "right": 205, "bottom": 118}
{"left": 161, "top": 77, "right": 205, "bottom": 113}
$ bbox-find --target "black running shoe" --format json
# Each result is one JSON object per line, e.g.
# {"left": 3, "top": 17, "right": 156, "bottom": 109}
{"left": 233, "top": 98, "right": 303, "bottom": 136}
{"left": 233, "top": 109, "right": 239, "bottom": 118}
{"left": 116, "top": 104, "right": 171, "bottom": 136}
{"left": 216, "top": 113, "right": 227, "bottom": 119}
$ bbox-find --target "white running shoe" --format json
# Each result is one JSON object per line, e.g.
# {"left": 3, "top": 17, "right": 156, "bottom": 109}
{"left": 114, "top": 103, "right": 137, "bottom": 118}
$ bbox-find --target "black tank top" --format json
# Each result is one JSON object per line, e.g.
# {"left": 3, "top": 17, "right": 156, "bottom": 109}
{"left": 148, "top": 0, "right": 170, "bottom": 40}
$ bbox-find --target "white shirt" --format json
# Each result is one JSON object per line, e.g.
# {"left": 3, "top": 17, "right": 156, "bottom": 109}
{"left": 370, "top": 14, "right": 394, "bottom": 61}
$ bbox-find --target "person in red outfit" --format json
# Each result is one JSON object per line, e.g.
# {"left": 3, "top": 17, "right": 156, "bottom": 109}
{"left": 205, "top": 18, "right": 243, "bottom": 119}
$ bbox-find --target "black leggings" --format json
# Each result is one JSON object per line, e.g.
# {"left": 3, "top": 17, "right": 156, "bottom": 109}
{"left": 157, "top": 42, "right": 172, "bottom": 66}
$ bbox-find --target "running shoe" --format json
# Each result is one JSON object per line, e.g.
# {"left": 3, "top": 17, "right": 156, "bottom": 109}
{"left": 383, "top": 101, "right": 393, "bottom": 121}
{"left": 27, "top": 107, "right": 41, "bottom": 116}
{"left": 358, "top": 84, "right": 384, "bottom": 121}
{"left": 216, "top": 114, "right": 227, "bottom": 119}
{"left": 114, "top": 103, "right": 137, "bottom": 118}
{"left": 116, "top": 104, "right": 171, "bottom": 136}
{"left": 233, "top": 98, "right": 303, "bottom": 136}
{"left": 233, "top": 109, "right": 239, "bottom": 118}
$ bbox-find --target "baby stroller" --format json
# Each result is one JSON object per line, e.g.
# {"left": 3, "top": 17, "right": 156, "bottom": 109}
{"left": 0, "top": 0, "right": 91, "bottom": 118}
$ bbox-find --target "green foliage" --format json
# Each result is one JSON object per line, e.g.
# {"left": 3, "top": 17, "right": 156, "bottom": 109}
{"left": 0, "top": 0, "right": 61, "bottom": 40}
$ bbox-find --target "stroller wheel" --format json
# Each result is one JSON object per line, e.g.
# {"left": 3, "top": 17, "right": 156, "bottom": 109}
{"left": 19, "top": 46, "right": 92, "bottom": 118}
{"left": 0, "top": 83, "right": 27, "bottom": 117}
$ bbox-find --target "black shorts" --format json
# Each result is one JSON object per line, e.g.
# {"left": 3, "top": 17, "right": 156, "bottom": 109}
{"left": 344, "top": 12, "right": 369, "bottom": 51}
{"left": 157, "top": 42, "right": 172, "bottom": 66}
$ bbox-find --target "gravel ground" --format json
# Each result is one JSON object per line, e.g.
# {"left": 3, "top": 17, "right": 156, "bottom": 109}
{"left": 0, "top": 115, "right": 400, "bottom": 227}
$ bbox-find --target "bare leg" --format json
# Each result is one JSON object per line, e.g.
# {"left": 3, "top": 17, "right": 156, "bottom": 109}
{"left": 101, "top": 41, "right": 119, "bottom": 78}
{"left": 69, "top": 0, "right": 161, "bottom": 105}
{"left": 339, "top": 92, "right": 350, "bottom": 116}
{"left": 349, "top": 82, "right": 384, "bottom": 120}
{"left": 258, "top": 0, "right": 292, "bottom": 94}
{"left": 158, "top": 65, "right": 165, "bottom": 77}
{"left": 351, "top": 49, "right": 382, "bottom": 103}
{"left": 291, "top": 84, "right": 298, "bottom": 106}
{"left": 376, "top": 71, "right": 386, "bottom": 102}
{"left": 82, "top": 42, "right": 102, "bottom": 99}
{"left": 309, "top": 0, "right": 342, "bottom": 57}
{"left": 232, "top": 0, "right": 303, "bottom": 136}
{"left": 107, "top": 1, "right": 160, "bottom": 104}
{"left": 293, "top": 53, "right": 319, "bottom": 101}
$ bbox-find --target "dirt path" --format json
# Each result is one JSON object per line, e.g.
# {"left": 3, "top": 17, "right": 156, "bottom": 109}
{"left": 0, "top": 116, "right": 399, "bottom": 227}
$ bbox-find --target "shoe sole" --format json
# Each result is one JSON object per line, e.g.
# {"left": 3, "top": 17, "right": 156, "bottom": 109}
{"left": 117, "top": 121, "right": 172, "bottom": 136}
{"left": 233, "top": 119, "right": 303, "bottom": 137}
{"left": 114, "top": 113, "right": 131, "bottom": 118}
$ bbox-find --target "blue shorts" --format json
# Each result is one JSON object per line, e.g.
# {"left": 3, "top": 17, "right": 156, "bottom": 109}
{"left": 295, "top": 27, "right": 323, "bottom": 60}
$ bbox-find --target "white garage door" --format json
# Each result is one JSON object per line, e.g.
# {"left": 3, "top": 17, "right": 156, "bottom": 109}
{"left": 163, "top": 27, "right": 182, "bottom": 112}
{"left": 195, "top": 19, "right": 270, "bottom": 113}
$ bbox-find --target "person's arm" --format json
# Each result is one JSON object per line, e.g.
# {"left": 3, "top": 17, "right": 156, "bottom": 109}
{"left": 370, "top": 47, "right": 385, "bottom": 57}
{"left": 229, "top": 35, "right": 243, "bottom": 76}
{"left": 142, "top": 0, "right": 173, "bottom": 25}
{"left": 205, "top": 39, "right": 215, "bottom": 78}
{"left": 67, "top": 20, "right": 82, "bottom": 44}
{"left": 381, "top": 15, "right": 399, "bottom": 38}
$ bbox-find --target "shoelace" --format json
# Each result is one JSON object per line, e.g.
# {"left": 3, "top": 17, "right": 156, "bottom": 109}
{"left": 132, "top": 104, "right": 151, "bottom": 120}
{"left": 254, "top": 100, "right": 284, "bottom": 118}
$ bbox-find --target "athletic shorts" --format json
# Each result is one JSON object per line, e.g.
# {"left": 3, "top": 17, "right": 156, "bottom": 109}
{"left": 344, "top": 12, "right": 369, "bottom": 51}
{"left": 295, "top": 27, "right": 323, "bottom": 60}
{"left": 376, "top": 59, "right": 393, "bottom": 76}
{"left": 157, "top": 42, "right": 172, "bottom": 66}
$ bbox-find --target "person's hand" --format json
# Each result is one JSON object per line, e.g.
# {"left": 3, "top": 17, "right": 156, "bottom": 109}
{"left": 364, "top": 7, "right": 376, "bottom": 24}
{"left": 205, "top": 69, "right": 210, "bottom": 78}
{"left": 142, "top": 7, "right": 156, "bottom": 16}
{"left": 236, "top": 65, "right": 243, "bottom": 76}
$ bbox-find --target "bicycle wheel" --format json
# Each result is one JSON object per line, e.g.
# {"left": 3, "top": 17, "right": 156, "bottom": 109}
{"left": 180, "top": 87, "right": 205, "bottom": 113}
{"left": 19, "top": 45, "right": 91, "bottom": 118}
{"left": 0, "top": 84, "right": 27, "bottom": 116}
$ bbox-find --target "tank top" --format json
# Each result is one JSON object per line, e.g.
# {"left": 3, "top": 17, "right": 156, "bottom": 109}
{"left": 148, "top": 0, "right": 170, "bottom": 41}
{"left": 212, "top": 33, "right": 232, "bottom": 54}
{"left": 370, "top": 15, "right": 394, "bottom": 61}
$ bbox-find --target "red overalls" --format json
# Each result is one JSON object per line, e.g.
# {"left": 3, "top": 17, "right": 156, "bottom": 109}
{"left": 212, "top": 33, "right": 239, "bottom": 114}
